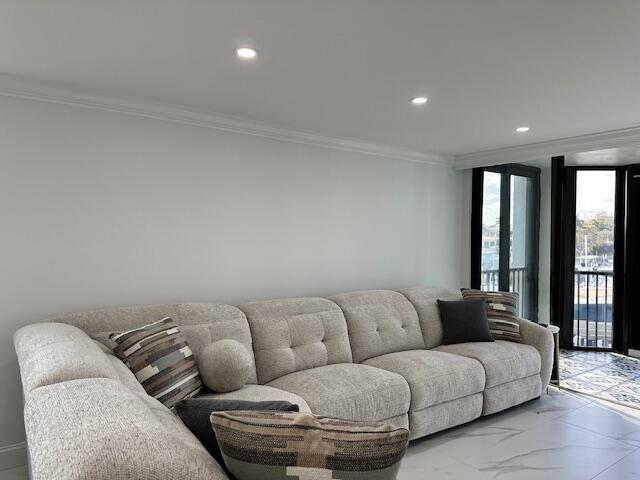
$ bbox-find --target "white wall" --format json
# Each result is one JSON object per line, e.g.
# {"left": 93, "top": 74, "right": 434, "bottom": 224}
{"left": 0, "top": 95, "right": 469, "bottom": 454}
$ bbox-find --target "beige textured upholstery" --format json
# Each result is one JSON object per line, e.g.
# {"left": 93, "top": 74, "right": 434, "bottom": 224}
{"left": 239, "top": 298, "right": 352, "bottom": 384}
{"left": 409, "top": 394, "right": 483, "bottom": 439}
{"left": 51, "top": 302, "right": 258, "bottom": 384}
{"left": 105, "top": 353, "right": 147, "bottom": 395}
{"left": 363, "top": 349, "right": 485, "bottom": 410}
{"left": 329, "top": 290, "right": 424, "bottom": 363}
{"left": 15, "top": 285, "right": 556, "bottom": 478}
{"left": 268, "top": 363, "right": 410, "bottom": 423}
{"left": 482, "top": 375, "right": 542, "bottom": 415}
{"left": 435, "top": 340, "right": 541, "bottom": 388}
{"left": 14, "top": 323, "right": 122, "bottom": 394}
{"left": 198, "top": 384, "right": 312, "bottom": 413}
{"left": 198, "top": 340, "right": 253, "bottom": 393}
{"left": 518, "top": 318, "right": 554, "bottom": 390}
{"left": 24, "top": 378, "right": 228, "bottom": 480}
{"left": 399, "top": 286, "right": 462, "bottom": 349}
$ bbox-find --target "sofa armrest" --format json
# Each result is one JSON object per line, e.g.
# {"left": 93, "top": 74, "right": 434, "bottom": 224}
{"left": 24, "top": 378, "right": 228, "bottom": 480}
{"left": 14, "top": 323, "right": 120, "bottom": 395}
{"left": 517, "top": 318, "right": 554, "bottom": 390}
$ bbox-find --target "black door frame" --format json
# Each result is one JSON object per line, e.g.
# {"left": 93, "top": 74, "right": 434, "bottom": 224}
{"left": 624, "top": 165, "right": 640, "bottom": 353}
{"left": 471, "top": 164, "right": 541, "bottom": 322}
{"left": 553, "top": 165, "right": 626, "bottom": 351}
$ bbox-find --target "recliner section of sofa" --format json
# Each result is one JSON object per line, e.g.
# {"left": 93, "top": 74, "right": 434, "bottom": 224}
{"left": 329, "top": 289, "right": 486, "bottom": 439}
{"left": 363, "top": 350, "right": 485, "bottom": 438}
{"left": 435, "top": 341, "right": 542, "bottom": 415}
{"left": 238, "top": 296, "right": 411, "bottom": 427}
{"left": 399, "top": 286, "right": 551, "bottom": 415}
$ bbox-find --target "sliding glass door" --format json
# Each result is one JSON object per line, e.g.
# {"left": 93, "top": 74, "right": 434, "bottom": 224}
{"left": 573, "top": 170, "right": 617, "bottom": 348}
{"left": 472, "top": 165, "right": 540, "bottom": 321}
{"left": 556, "top": 166, "right": 626, "bottom": 351}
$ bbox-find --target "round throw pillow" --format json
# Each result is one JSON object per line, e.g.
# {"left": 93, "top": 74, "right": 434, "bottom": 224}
{"left": 198, "top": 339, "right": 252, "bottom": 393}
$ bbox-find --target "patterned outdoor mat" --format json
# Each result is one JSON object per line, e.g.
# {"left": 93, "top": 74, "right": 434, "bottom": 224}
{"left": 560, "top": 350, "right": 640, "bottom": 409}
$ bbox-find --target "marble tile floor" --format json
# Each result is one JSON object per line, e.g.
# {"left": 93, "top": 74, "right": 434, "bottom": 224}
{"left": 2, "top": 388, "right": 639, "bottom": 480}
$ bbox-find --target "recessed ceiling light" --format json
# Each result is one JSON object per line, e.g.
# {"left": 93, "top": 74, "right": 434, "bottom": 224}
{"left": 411, "top": 96, "right": 428, "bottom": 105}
{"left": 516, "top": 126, "right": 530, "bottom": 133}
{"left": 236, "top": 47, "right": 257, "bottom": 59}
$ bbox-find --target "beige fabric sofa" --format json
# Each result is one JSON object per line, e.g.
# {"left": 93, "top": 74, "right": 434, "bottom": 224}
{"left": 14, "top": 287, "right": 554, "bottom": 480}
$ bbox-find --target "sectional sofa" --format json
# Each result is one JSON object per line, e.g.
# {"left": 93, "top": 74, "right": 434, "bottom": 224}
{"left": 14, "top": 287, "right": 554, "bottom": 479}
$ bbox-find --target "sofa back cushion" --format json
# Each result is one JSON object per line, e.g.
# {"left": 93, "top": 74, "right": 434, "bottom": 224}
{"left": 239, "top": 298, "right": 352, "bottom": 384}
{"left": 329, "top": 290, "right": 424, "bottom": 363}
{"left": 50, "top": 302, "right": 258, "bottom": 384}
{"left": 399, "top": 287, "right": 463, "bottom": 349}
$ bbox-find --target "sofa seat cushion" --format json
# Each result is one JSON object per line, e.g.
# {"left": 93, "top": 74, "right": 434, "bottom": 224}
{"left": 362, "top": 350, "right": 485, "bottom": 411}
{"left": 267, "top": 363, "right": 410, "bottom": 422}
{"left": 434, "top": 340, "right": 541, "bottom": 388}
{"left": 198, "top": 384, "right": 312, "bottom": 413}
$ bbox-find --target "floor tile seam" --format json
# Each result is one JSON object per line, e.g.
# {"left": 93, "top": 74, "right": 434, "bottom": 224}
{"left": 555, "top": 412, "right": 640, "bottom": 447}
{"left": 589, "top": 445, "right": 640, "bottom": 480}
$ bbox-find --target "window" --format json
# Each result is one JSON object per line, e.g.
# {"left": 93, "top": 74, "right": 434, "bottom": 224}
{"left": 472, "top": 165, "right": 540, "bottom": 321}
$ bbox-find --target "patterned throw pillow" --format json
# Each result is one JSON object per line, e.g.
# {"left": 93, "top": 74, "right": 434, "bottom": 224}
{"left": 110, "top": 317, "right": 203, "bottom": 409}
{"left": 461, "top": 289, "right": 523, "bottom": 342}
{"left": 210, "top": 410, "right": 409, "bottom": 480}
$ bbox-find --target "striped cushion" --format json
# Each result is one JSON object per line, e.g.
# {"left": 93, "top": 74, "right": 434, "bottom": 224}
{"left": 210, "top": 410, "right": 409, "bottom": 480}
{"left": 461, "top": 290, "right": 522, "bottom": 343}
{"left": 110, "top": 317, "right": 202, "bottom": 409}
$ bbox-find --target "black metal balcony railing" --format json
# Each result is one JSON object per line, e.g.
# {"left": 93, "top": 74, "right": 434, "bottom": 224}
{"left": 574, "top": 270, "right": 614, "bottom": 349}
{"left": 480, "top": 267, "right": 527, "bottom": 318}
{"left": 481, "top": 268, "right": 613, "bottom": 349}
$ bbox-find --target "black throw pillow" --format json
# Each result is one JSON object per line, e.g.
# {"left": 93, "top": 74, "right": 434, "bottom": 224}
{"left": 437, "top": 298, "right": 495, "bottom": 345}
{"left": 175, "top": 398, "right": 299, "bottom": 466}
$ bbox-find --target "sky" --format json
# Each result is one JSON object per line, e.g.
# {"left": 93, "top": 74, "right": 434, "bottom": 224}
{"left": 483, "top": 170, "right": 616, "bottom": 228}
{"left": 575, "top": 170, "right": 616, "bottom": 219}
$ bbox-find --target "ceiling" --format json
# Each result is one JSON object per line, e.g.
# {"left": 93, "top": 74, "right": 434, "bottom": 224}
{"left": 568, "top": 147, "right": 640, "bottom": 166}
{"left": 2, "top": 0, "right": 640, "bottom": 157}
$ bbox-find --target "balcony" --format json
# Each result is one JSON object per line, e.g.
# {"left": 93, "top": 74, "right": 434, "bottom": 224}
{"left": 481, "top": 268, "right": 613, "bottom": 349}
{"left": 573, "top": 270, "right": 613, "bottom": 349}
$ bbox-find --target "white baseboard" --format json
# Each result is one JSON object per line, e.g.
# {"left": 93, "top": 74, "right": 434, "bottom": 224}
{"left": 629, "top": 349, "right": 640, "bottom": 359}
{"left": 0, "top": 442, "right": 27, "bottom": 470}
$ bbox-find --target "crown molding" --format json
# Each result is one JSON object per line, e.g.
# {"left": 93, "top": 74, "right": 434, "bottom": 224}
{"left": 454, "top": 126, "right": 640, "bottom": 169}
{"left": 0, "top": 75, "right": 451, "bottom": 166}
